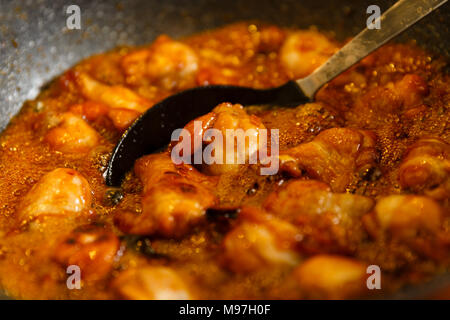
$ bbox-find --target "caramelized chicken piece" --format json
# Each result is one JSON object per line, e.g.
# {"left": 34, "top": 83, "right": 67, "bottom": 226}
{"left": 279, "top": 128, "right": 378, "bottom": 192}
{"left": 264, "top": 180, "right": 374, "bottom": 219}
{"left": 113, "top": 266, "right": 192, "bottom": 300}
{"left": 53, "top": 225, "right": 120, "bottom": 281}
{"left": 45, "top": 112, "right": 100, "bottom": 154}
{"left": 121, "top": 35, "right": 198, "bottom": 90}
{"left": 353, "top": 87, "right": 402, "bottom": 123}
{"left": 398, "top": 137, "right": 450, "bottom": 200}
{"left": 264, "top": 180, "right": 374, "bottom": 254}
{"left": 364, "top": 195, "right": 443, "bottom": 239}
{"left": 68, "top": 99, "right": 140, "bottom": 131}
{"left": 74, "top": 71, "right": 150, "bottom": 130}
{"left": 75, "top": 71, "right": 149, "bottom": 113}
{"left": 194, "top": 24, "right": 280, "bottom": 85}
{"left": 363, "top": 195, "right": 448, "bottom": 260}
{"left": 17, "top": 168, "right": 93, "bottom": 224}
{"left": 172, "top": 102, "right": 269, "bottom": 175}
{"left": 114, "top": 153, "right": 217, "bottom": 237}
{"left": 293, "top": 255, "right": 368, "bottom": 299}
{"left": 349, "top": 74, "right": 429, "bottom": 126}
{"left": 222, "top": 207, "right": 301, "bottom": 273}
{"left": 106, "top": 109, "right": 142, "bottom": 131}
{"left": 280, "top": 30, "right": 337, "bottom": 78}
{"left": 68, "top": 101, "right": 109, "bottom": 121}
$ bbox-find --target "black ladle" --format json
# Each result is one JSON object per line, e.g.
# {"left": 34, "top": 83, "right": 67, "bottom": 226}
{"left": 105, "top": 0, "right": 447, "bottom": 186}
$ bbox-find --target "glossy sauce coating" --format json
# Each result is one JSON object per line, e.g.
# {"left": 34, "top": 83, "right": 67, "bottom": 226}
{"left": 0, "top": 23, "right": 448, "bottom": 299}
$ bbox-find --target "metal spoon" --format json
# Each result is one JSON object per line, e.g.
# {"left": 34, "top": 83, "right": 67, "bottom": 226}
{"left": 105, "top": 0, "right": 447, "bottom": 186}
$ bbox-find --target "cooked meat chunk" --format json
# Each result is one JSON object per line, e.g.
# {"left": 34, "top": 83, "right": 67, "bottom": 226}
{"left": 255, "top": 25, "right": 286, "bottom": 53}
{"left": 114, "top": 153, "right": 217, "bottom": 237}
{"left": 280, "top": 30, "right": 337, "bottom": 78}
{"left": 392, "top": 74, "right": 429, "bottom": 109}
{"left": 222, "top": 207, "right": 301, "bottom": 273}
{"left": 112, "top": 266, "right": 192, "bottom": 300}
{"left": 264, "top": 180, "right": 374, "bottom": 253}
{"left": 293, "top": 255, "right": 368, "bottom": 299}
{"left": 121, "top": 35, "right": 198, "bottom": 90}
{"left": 53, "top": 225, "right": 120, "bottom": 281}
{"left": 363, "top": 195, "right": 448, "bottom": 260}
{"left": 172, "top": 102, "right": 269, "bottom": 175}
{"left": 45, "top": 112, "right": 100, "bottom": 154}
{"left": 349, "top": 74, "right": 429, "bottom": 127}
{"left": 74, "top": 71, "right": 150, "bottom": 130}
{"left": 16, "top": 168, "right": 92, "bottom": 224}
{"left": 364, "top": 195, "right": 443, "bottom": 239}
{"left": 75, "top": 71, "right": 149, "bottom": 113}
{"left": 398, "top": 137, "right": 450, "bottom": 200}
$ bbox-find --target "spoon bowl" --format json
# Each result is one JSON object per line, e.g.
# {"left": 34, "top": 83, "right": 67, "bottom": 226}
{"left": 105, "top": 0, "right": 447, "bottom": 186}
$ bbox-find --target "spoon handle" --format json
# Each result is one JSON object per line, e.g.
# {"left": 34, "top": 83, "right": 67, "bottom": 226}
{"left": 296, "top": 0, "right": 448, "bottom": 98}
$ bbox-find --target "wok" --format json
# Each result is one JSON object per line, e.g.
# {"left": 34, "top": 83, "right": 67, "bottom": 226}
{"left": 0, "top": 0, "right": 449, "bottom": 299}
